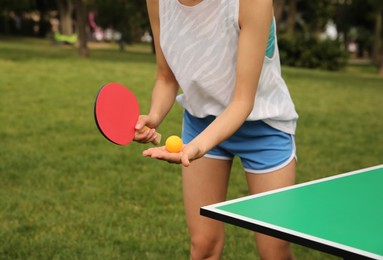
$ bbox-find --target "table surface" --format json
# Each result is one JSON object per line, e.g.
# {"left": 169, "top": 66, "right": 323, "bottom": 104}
{"left": 201, "top": 165, "right": 383, "bottom": 259}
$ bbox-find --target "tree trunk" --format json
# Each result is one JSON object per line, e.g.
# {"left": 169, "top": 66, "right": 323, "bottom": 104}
{"left": 36, "top": 0, "right": 48, "bottom": 37}
{"left": 56, "top": 0, "right": 74, "bottom": 36}
{"left": 3, "top": 10, "right": 10, "bottom": 34}
{"left": 75, "top": 0, "right": 89, "bottom": 57}
{"left": 286, "top": 0, "right": 296, "bottom": 37}
{"left": 372, "top": 10, "right": 382, "bottom": 65}
{"left": 379, "top": 49, "right": 383, "bottom": 76}
{"left": 273, "top": 0, "right": 286, "bottom": 31}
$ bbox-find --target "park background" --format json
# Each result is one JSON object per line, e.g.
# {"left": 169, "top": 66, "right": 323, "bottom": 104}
{"left": 1, "top": 0, "right": 383, "bottom": 259}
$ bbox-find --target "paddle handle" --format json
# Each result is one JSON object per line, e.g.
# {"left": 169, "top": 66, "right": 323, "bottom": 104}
{"left": 142, "top": 126, "right": 162, "bottom": 145}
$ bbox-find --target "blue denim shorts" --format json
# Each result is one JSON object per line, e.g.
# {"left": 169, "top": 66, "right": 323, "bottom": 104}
{"left": 182, "top": 110, "right": 296, "bottom": 174}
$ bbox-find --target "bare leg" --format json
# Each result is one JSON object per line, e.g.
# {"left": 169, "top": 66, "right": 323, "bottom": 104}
{"left": 246, "top": 159, "right": 296, "bottom": 260}
{"left": 183, "top": 157, "right": 232, "bottom": 260}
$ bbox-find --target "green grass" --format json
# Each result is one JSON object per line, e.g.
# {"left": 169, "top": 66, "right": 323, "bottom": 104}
{"left": 1, "top": 36, "right": 382, "bottom": 259}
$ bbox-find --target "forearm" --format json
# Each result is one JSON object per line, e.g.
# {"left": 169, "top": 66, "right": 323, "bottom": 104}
{"left": 148, "top": 78, "right": 179, "bottom": 127}
{"left": 146, "top": 0, "right": 179, "bottom": 128}
{"left": 189, "top": 98, "right": 253, "bottom": 156}
{"left": 189, "top": 0, "right": 272, "bottom": 157}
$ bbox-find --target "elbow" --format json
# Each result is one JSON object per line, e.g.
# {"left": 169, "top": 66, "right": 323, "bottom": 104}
{"left": 231, "top": 98, "right": 254, "bottom": 119}
{"left": 243, "top": 101, "right": 254, "bottom": 118}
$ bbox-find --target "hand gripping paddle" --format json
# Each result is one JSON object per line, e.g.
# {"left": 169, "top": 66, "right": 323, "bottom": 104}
{"left": 94, "top": 82, "right": 161, "bottom": 146}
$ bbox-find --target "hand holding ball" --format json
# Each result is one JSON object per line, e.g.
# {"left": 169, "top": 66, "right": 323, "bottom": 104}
{"left": 165, "top": 135, "right": 183, "bottom": 153}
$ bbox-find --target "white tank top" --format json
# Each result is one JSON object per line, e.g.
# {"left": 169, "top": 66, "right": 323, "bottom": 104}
{"left": 159, "top": 0, "right": 298, "bottom": 134}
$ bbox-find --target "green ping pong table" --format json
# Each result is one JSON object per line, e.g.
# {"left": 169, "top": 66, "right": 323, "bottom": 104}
{"left": 201, "top": 165, "right": 383, "bottom": 260}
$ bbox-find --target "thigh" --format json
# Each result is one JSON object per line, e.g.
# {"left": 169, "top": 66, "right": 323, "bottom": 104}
{"left": 182, "top": 157, "right": 232, "bottom": 240}
{"left": 245, "top": 158, "right": 295, "bottom": 194}
{"left": 246, "top": 159, "right": 296, "bottom": 259}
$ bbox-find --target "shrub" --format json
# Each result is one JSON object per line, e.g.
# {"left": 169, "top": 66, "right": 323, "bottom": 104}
{"left": 278, "top": 34, "right": 349, "bottom": 71}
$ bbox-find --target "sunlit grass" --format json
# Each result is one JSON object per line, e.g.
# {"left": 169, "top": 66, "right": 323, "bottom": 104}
{"left": 0, "top": 36, "right": 382, "bottom": 259}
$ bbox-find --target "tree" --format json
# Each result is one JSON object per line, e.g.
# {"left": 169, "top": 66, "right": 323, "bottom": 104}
{"left": 0, "top": 0, "right": 52, "bottom": 35}
{"left": 35, "top": 0, "right": 57, "bottom": 37}
{"left": 275, "top": 0, "right": 334, "bottom": 37}
{"left": 55, "top": 0, "right": 74, "bottom": 36}
{"left": 371, "top": 0, "right": 383, "bottom": 66}
{"left": 286, "top": 0, "right": 297, "bottom": 37}
{"left": 75, "top": 0, "right": 88, "bottom": 57}
{"left": 333, "top": 0, "right": 383, "bottom": 75}
{"left": 273, "top": 0, "right": 286, "bottom": 30}
{"left": 379, "top": 50, "right": 383, "bottom": 75}
{"left": 298, "top": 0, "right": 334, "bottom": 36}
{"left": 94, "top": 0, "right": 149, "bottom": 51}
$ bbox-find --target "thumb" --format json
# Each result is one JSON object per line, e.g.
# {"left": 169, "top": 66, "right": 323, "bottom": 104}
{"left": 181, "top": 153, "right": 191, "bottom": 167}
{"left": 135, "top": 116, "right": 148, "bottom": 131}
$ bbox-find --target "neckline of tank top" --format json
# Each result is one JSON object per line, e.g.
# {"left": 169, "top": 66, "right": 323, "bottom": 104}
{"left": 176, "top": 0, "right": 212, "bottom": 10}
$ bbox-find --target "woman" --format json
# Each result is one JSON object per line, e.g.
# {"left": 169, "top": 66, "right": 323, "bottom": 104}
{"left": 136, "top": 0, "right": 298, "bottom": 259}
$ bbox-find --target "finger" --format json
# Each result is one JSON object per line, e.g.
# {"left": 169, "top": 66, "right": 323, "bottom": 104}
{"left": 135, "top": 116, "right": 148, "bottom": 131}
{"left": 143, "top": 147, "right": 183, "bottom": 165}
{"left": 149, "top": 132, "right": 160, "bottom": 143}
{"left": 181, "top": 153, "right": 191, "bottom": 167}
{"left": 143, "top": 146, "right": 166, "bottom": 156}
{"left": 135, "top": 128, "right": 156, "bottom": 143}
{"left": 142, "top": 147, "right": 160, "bottom": 156}
{"left": 144, "top": 128, "right": 158, "bottom": 142}
{"left": 150, "top": 148, "right": 170, "bottom": 159}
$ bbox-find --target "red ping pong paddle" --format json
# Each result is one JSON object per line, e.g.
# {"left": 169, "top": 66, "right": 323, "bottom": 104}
{"left": 94, "top": 82, "right": 161, "bottom": 146}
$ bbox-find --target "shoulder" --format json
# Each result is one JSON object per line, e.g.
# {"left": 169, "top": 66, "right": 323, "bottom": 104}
{"left": 146, "top": 0, "right": 159, "bottom": 18}
{"left": 146, "top": 0, "right": 159, "bottom": 7}
{"left": 238, "top": 0, "right": 273, "bottom": 29}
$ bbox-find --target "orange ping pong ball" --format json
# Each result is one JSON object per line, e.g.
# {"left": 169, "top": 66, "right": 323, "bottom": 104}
{"left": 165, "top": 135, "right": 183, "bottom": 153}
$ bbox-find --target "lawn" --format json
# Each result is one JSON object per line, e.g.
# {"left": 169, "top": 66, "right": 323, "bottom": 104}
{"left": 0, "top": 36, "right": 382, "bottom": 259}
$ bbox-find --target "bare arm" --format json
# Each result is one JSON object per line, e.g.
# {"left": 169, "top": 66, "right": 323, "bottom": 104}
{"left": 188, "top": 0, "right": 273, "bottom": 157}
{"left": 135, "top": 0, "right": 179, "bottom": 142}
{"left": 143, "top": 0, "right": 273, "bottom": 165}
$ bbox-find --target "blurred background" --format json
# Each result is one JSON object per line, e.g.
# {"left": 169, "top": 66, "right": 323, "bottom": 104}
{"left": 1, "top": 0, "right": 383, "bottom": 73}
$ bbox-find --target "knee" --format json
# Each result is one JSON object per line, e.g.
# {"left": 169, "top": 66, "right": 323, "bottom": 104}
{"left": 258, "top": 242, "right": 294, "bottom": 260}
{"left": 256, "top": 234, "right": 294, "bottom": 260}
{"left": 190, "top": 234, "right": 224, "bottom": 260}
